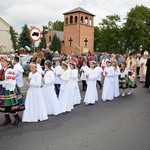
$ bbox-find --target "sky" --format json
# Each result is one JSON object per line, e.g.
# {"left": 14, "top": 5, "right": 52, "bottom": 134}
{"left": 0, "top": 0, "right": 150, "bottom": 33}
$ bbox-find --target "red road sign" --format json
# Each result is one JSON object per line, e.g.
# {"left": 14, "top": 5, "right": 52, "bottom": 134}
{"left": 30, "top": 27, "right": 41, "bottom": 42}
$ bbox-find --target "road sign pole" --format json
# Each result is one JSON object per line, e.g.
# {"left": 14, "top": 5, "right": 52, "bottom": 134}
{"left": 34, "top": 41, "right": 35, "bottom": 52}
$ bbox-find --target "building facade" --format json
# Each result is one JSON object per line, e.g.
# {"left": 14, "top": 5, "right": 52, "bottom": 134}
{"left": 62, "top": 7, "right": 95, "bottom": 54}
{"left": 0, "top": 17, "right": 13, "bottom": 52}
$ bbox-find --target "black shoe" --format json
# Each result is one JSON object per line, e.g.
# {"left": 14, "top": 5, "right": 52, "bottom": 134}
{"left": 12, "top": 114, "right": 22, "bottom": 126}
{"left": 143, "top": 86, "right": 149, "bottom": 88}
{"left": 1, "top": 114, "right": 11, "bottom": 126}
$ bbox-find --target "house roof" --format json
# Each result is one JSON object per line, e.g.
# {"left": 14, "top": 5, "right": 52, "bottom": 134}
{"left": 0, "top": 17, "right": 11, "bottom": 28}
{"left": 63, "top": 7, "right": 95, "bottom": 16}
{"left": 54, "top": 30, "right": 64, "bottom": 41}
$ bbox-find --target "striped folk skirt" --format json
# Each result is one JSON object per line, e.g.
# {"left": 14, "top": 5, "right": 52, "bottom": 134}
{"left": 0, "top": 85, "right": 25, "bottom": 113}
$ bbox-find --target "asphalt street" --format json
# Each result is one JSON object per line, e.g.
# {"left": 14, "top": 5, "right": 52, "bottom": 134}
{"left": 0, "top": 81, "right": 150, "bottom": 150}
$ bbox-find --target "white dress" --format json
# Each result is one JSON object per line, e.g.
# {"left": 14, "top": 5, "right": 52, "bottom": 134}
{"left": 42, "top": 70, "right": 61, "bottom": 115}
{"left": 95, "top": 66, "right": 103, "bottom": 81}
{"left": 113, "top": 66, "right": 120, "bottom": 97}
{"left": 84, "top": 68, "right": 99, "bottom": 105}
{"left": 59, "top": 69, "right": 73, "bottom": 113}
{"left": 102, "top": 66, "right": 114, "bottom": 101}
{"left": 13, "top": 63, "right": 24, "bottom": 87}
{"left": 54, "top": 65, "right": 63, "bottom": 84}
{"left": 70, "top": 69, "right": 81, "bottom": 105}
{"left": 22, "top": 72, "right": 48, "bottom": 122}
{"left": 80, "top": 65, "right": 90, "bottom": 81}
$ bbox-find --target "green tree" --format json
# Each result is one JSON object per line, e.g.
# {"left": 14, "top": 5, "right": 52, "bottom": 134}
{"left": 123, "top": 5, "right": 150, "bottom": 53}
{"left": 94, "top": 26, "right": 101, "bottom": 51}
{"left": 97, "top": 15, "right": 123, "bottom": 53}
{"left": 53, "top": 20, "right": 64, "bottom": 31}
{"left": 38, "top": 26, "right": 47, "bottom": 49}
{"left": 10, "top": 26, "right": 18, "bottom": 50}
{"left": 18, "top": 24, "right": 32, "bottom": 49}
{"left": 50, "top": 34, "right": 61, "bottom": 53}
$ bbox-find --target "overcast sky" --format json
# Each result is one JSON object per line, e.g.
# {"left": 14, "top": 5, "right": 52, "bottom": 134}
{"left": 0, "top": 0, "right": 150, "bottom": 32}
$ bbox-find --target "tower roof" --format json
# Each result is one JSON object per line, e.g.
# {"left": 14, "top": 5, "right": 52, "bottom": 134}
{"left": 63, "top": 7, "right": 95, "bottom": 16}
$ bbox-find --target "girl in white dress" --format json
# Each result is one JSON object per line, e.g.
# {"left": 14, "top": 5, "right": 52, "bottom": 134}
{"left": 69, "top": 60, "right": 81, "bottom": 106}
{"left": 102, "top": 60, "right": 114, "bottom": 101}
{"left": 22, "top": 62, "right": 48, "bottom": 122}
{"left": 112, "top": 60, "right": 120, "bottom": 98}
{"left": 59, "top": 61, "right": 73, "bottom": 113}
{"left": 42, "top": 60, "right": 61, "bottom": 116}
{"left": 84, "top": 61, "right": 99, "bottom": 105}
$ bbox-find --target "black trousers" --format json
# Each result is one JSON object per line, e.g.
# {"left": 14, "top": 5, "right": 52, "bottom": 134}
{"left": 82, "top": 80, "right": 87, "bottom": 91}
{"left": 55, "top": 84, "right": 61, "bottom": 96}
{"left": 97, "top": 80, "right": 102, "bottom": 89}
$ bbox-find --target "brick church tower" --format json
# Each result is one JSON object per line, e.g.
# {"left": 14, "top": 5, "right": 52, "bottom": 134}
{"left": 61, "top": 7, "right": 95, "bottom": 54}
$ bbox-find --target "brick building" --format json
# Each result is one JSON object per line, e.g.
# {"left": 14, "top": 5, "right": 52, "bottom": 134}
{"left": 62, "top": 7, "right": 95, "bottom": 54}
{"left": 45, "top": 22, "right": 64, "bottom": 48}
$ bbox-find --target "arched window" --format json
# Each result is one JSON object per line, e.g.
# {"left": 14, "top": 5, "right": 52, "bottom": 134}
{"left": 70, "top": 16, "right": 73, "bottom": 24}
{"left": 90, "top": 18, "right": 92, "bottom": 25}
{"left": 75, "top": 16, "right": 78, "bottom": 23}
{"left": 85, "top": 16, "right": 88, "bottom": 24}
{"left": 80, "top": 16, "right": 83, "bottom": 23}
{"left": 66, "top": 17, "right": 68, "bottom": 25}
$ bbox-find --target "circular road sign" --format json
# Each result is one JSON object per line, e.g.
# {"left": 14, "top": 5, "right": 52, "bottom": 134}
{"left": 30, "top": 27, "right": 41, "bottom": 42}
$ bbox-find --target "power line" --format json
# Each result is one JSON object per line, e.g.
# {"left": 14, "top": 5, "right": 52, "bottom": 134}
{"left": 120, "top": 0, "right": 133, "bottom": 7}
{"left": 77, "top": 0, "right": 116, "bottom": 14}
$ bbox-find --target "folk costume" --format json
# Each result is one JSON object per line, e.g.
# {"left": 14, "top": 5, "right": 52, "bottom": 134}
{"left": 139, "top": 51, "right": 149, "bottom": 83}
{"left": 128, "top": 70, "right": 137, "bottom": 95}
{"left": 22, "top": 71, "right": 48, "bottom": 122}
{"left": 84, "top": 67, "right": 99, "bottom": 105}
{"left": 119, "top": 68, "right": 128, "bottom": 96}
{"left": 0, "top": 55, "right": 24, "bottom": 126}
{"left": 42, "top": 70, "right": 61, "bottom": 115}
{"left": 102, "top": 65, "right": 114, "bottom": 101}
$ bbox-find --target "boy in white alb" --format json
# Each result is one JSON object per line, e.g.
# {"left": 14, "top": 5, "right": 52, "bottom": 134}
{"left": 54, "top": 60, "right": 63, "bottom": 97}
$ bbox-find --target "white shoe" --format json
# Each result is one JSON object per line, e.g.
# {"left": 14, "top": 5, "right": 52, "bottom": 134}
{"left": 128, "top": 91, "right": 132, "bottom": 95}
{"left": 85, "top": 103, "right": 89, "bottom": 105}
{"left": 122, "top": 93, "right": 125, "bottom": 97}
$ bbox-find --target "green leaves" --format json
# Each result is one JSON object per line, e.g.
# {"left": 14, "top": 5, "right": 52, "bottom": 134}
{"left": 10, "top": 26, "right": 18, "bottom": 50}
{"left": 123, "top": 5, "right": 150, "bottom": 52}
{"left": 18, "top": 24, "right": 32, "bottom": 50}
{"left": 49, "top": 34, "right": 61, "bottom": 53}
{"left": 95, "top": 5, "right": 150, "bottom": 54}
{"left": 53, "top": 20, "right": 64, "bottom": 31}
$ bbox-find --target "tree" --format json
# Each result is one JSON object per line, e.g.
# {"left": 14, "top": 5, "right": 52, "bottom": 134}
{"left": 97, "top": 15, "right": 123, "bottom": 53}
{"left": 18, "top": 24, "right": 32, "bottom": 49}
{"left": 50, "top": 34, "right": 61, "bottom": 52}
{"left": 10, "top": 26, "right": 18, "bottom": 50}
{"left": 53, "top": 20, "right": 64, "bottom": 31}
{"left": 94, "top": 26, "right": 101, "bottom": 51}
{"left": 123, "top": 5, "right": 150, "bottom": 53}
{"left": 38, "top": 26, "right": 47, "bottom": 49}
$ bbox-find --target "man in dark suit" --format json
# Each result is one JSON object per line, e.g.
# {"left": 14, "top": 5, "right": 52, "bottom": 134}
{"left": 144, "top": 55, "right": 150, "bottom": 88}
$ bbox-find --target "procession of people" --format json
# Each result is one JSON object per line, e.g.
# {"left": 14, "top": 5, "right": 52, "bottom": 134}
{"left": 0, "top": 49, "right": 150, "bottom": 125}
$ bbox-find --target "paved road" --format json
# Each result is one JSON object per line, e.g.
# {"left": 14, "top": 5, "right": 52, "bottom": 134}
{"left": 0, "top": 82, "right": 150, "bottom": 150}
